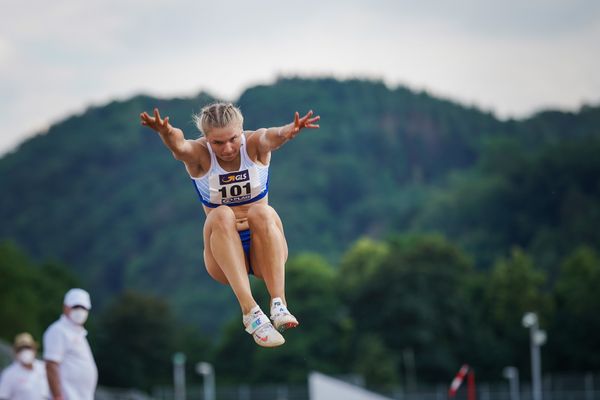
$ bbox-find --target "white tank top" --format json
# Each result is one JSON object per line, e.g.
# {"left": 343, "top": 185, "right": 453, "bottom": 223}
{"left": 191, "top": 133, "right": 269, "bottom": 208}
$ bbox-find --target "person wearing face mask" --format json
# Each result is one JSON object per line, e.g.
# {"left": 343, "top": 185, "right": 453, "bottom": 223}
{"left": 0, "top": 332, "right": 50, "bottom": 400}
{"left": 42, "top": 288, "right": 97, "bottom": 400}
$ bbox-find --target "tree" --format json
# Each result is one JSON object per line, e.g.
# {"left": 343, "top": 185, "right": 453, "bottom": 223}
{"left": 352, "top": 334, "right": 400, "bottom": 389}
{"left": 344, "top": 234, "right": 474, "bottom": 382}
{"left": 94, "top": 291, "right": 178, "bottom": 390}
{"left": 549, "top": 246, "right": 600, "bottom": 370}
{"left": 0, "top": 241, "right": 40, "bottom": 338}
{"left": 0, "top": 241, "right": 78, "bottom": 341}
{"left": 337, "top": 238, "right": 388, "bottom": 303}
{"left": 479, "top": 248, "right": 551, "bottom": 376}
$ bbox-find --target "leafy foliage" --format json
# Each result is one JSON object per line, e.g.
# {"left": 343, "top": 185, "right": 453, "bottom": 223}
{"left": 549, "top": 247, "right": 600, "bottom": 370}
{"left": 93, "top": 290, "right": 210, "bottom": 391}
{"left": 0, "top": 241, "right": 79, "bottom": 342}
{"left": 0, "top": 80, "right": 506, "bottom": 311}
{"left": 415, "top": 136, "right": 600, "bottom": 269}
{"left": 342, "top": 235, "right": 474, "bottom": 382}
{"left": 2, "top": 78, "right": 600, "bottom": 387}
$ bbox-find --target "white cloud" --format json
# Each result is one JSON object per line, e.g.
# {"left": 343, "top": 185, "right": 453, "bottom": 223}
{"left": 0, "top": 35, "right": 14, "bottom": 63}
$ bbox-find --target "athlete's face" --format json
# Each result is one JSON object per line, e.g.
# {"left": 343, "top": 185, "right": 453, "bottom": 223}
{"left": 207, "top": 124, "right": 242, "bottom": 162}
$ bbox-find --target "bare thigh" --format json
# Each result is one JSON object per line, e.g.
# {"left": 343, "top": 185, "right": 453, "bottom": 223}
{"left": 249, "top": 207, "right": 288, "bottom": 279}
{"left": 203, "top": 211, "right": 250, "bottom": 284}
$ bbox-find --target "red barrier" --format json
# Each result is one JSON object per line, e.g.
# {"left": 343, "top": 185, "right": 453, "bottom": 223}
{"left": 448, "top": 364, "right": 476, "bottom": 400}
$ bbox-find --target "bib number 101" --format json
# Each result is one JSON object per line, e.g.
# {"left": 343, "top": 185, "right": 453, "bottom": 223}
{"left": 219, "top": 182, "right": 251, "bottom": 198}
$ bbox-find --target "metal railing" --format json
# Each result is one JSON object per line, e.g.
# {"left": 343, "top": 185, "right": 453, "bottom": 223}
{"left": 150, "top": 372, "right": 600, "bottom": 400}
{"left": 153, "top": 384, "right": 308, "bottom": 400}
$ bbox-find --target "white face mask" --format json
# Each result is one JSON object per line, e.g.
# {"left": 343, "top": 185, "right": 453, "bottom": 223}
{"left": 17, "top": 349, "right": 35, "bottom": 365}
{"left": 69, "top": 308, "right": 89, "bottom": 325}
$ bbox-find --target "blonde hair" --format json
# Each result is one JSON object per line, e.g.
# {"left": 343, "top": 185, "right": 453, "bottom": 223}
{"left": 193, "top": 102, "right": 244, "bottom": 136}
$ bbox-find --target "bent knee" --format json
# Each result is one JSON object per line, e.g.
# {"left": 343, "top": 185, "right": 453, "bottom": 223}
{"left": 247, "top": 203, "right": 276, "bottom": 225}
{"left": 206, "top": 206, "right": 237, "bottom": 227}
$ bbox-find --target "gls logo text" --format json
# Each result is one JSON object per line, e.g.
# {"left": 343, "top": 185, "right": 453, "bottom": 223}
{"left": 219, "top": 170, "right": 249, "bottom": 185}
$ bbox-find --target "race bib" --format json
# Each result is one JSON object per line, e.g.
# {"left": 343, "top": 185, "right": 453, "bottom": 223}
{"left": 208, "top": 166, "right": 262, "bottom": 205}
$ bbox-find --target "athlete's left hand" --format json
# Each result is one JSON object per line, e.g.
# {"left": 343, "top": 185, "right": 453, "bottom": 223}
{"left": 284, "top": 110, "right": 320, "bottom": 139}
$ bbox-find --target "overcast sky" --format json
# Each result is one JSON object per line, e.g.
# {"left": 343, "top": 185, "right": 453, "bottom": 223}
{"left": 1, "top": 0, "right": 599, "bottom": 155}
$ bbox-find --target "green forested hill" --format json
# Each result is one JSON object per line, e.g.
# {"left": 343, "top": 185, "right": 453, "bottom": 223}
{"left": 1, "top": 78, "right": 599, "bottom": 332}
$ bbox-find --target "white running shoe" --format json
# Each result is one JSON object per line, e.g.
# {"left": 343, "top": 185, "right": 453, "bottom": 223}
{"left": 270, "top": 298, "right": 299, "bottom": 332}
{"left": 243, "top": 306, "right": 285, "bottom": 348}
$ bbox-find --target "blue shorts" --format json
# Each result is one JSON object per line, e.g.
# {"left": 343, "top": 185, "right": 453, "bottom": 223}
{"left": 238, "top": 229, "right": 253, "bottom": 275}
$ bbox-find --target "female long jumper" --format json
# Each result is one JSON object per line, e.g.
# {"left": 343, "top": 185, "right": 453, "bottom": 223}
{"left": 140, "top": 103, "right": 320, "bottom": 347}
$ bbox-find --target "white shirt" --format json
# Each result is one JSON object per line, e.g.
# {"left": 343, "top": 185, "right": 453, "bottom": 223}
{"left": 43, "top": 315, "right": 98, "bottom": 400}
{"left": 0, "top": 360, "right": 50, "bottom": 400}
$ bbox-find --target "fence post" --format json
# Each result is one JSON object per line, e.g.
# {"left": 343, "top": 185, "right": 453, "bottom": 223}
{"left": 585, "top": 373, "right": 594, "bottom": 400}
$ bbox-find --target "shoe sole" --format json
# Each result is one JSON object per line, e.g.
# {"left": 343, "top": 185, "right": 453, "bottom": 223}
{"left": 276, "top": 321, "right": 299, "bottom": 332}
{"left": 255, "top": 337, "right": 285, "bottom": 348}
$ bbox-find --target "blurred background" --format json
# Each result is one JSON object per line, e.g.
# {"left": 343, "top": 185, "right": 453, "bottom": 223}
{"left": 1, "top": 0, "right": 600, "bottom": 399}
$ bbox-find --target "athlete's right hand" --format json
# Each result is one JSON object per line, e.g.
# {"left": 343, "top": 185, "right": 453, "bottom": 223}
{"left": 140, "top": 108, "right": 177, "bottom": 135}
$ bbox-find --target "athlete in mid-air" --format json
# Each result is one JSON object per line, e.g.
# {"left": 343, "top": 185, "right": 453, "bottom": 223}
{"left": 140, "top": 103, "right": 320, "bottom": 347}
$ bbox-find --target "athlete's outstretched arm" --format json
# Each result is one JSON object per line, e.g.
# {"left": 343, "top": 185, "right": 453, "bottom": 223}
{"left": 140, "top": 108, "right": 196, "bottom": 162}
{"left": 258, "top": 110, "right": 320, "bottom": 152}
